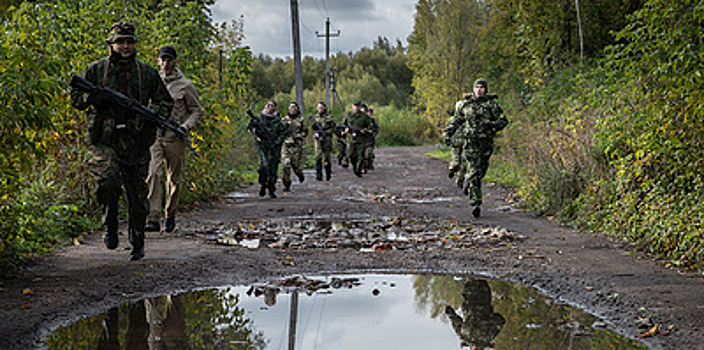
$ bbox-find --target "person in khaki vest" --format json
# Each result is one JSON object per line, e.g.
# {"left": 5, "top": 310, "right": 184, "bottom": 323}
{"left": 145, "top": 46, "right": 203, "bottom": 233}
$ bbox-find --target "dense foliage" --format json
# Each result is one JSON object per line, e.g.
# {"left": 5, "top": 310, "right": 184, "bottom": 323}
{"left": 406, "top": 0, "right": 702, "bottom": 270}
{"left": 2, "top": 0, "right": 702, "bottom": 271}
{"left": 0, "top": 0, "right": 255, "bottom": 267}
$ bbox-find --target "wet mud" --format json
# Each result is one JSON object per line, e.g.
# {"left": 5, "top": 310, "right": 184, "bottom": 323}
{"left": 0, "top": 146, "right": 702, "bottom": 350}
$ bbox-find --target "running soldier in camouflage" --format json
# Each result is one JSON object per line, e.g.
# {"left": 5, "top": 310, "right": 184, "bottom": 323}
{"left": 311, "top": 102, "right": 337, "bottom": 181}
{"left": 454, "top": 79, "right": 508, "bottom": 217}
{"left": 247, "top": 100, "right": 289, "bottom": 198}
{"left": 70, "top": 22, "right": 173, "bottom": 261}
{"left": 281, "top": 101, "right": 307, "bottom": 191}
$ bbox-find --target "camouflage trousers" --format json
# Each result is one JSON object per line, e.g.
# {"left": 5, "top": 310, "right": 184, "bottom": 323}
{"left": 257, "top": 144, "right": 282, "bottom": 191}
{"left": 464, "top": 141, "right": 494, "bottom": 207}
{"left": 281, "top": 141, "right": 305, "bottom": 188}
{"left": 449, "top": 145, "right": 467, "bottom": 186}
{"left": 314, "top": 136, "right": 333, "bottom": 166}
{"left": 88, "top": 145, "right": 149, "bottom": 250}
{"left": 337, "top": 137, "right": 348, "bottom": 167}
{"left": 363, "top": 139, "right": 376, "bottom": 170}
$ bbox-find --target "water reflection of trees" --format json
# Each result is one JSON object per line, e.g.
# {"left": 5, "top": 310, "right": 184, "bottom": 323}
{"left": 46, "top": 288, "right": 266, "bottom": 349}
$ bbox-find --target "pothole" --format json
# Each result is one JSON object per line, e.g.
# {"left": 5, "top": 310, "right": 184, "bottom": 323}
{"left": 45, "top": 274, "right": 646, "bottom": 349}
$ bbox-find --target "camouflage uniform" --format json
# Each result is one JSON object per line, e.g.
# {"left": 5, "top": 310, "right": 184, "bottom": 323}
{"left": 445, "top": 279, "right": 505, "bottom": 349}
{"left": 341, "top": 108, "right": 377, "bottom": 177}
{"left": 336, "top": 122, "right": 349, "bottom": 168}
{"left": 444, "top": 101, "right": 468, "bottom": 188}
{"left": 363, "top": 114, "right": 379, "bottom": 172}
{"left": 70, "top": 22, "right": 173, "bottom": 260}
{"left": 311, "top": 110, "right": 336, "bottom": 180}
{"left": 455, "top": 92, "right": 508, "bottom": 210}
{"left": 281, "top": 107, "right": 307, "bottom": 191}
{"left": 247, "top": 109, "right": 288, "bottom": 198}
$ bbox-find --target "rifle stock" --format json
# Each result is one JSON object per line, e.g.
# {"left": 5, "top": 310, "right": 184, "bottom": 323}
{"left": 69, "top": 74, "right": 199, "bottom": 157}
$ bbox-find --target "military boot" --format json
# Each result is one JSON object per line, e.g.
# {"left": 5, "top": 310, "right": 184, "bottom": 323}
{"left": 104, "top": 209, "right": 119, "bottom": 250}
{"left": 268, "top": 183, "right": 277, "bottom": 198}
{"left": 315, "top": 160, "right": 323, "bottom": 181}
{"left": 283, "top": 179, "right": 291, "bottom": 192}
{"left": 324, "top": 163, "right": 332, "bottom": 181}
{"left": 129, "top": 229, "right": 145, "bottom": 261}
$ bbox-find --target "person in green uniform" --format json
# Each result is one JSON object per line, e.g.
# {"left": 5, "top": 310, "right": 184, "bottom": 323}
{"left": 340, "top": 101, "right": 377, "bottom": 178}
{"left": 247, "top": 100, "right": 289, "bottom": 198}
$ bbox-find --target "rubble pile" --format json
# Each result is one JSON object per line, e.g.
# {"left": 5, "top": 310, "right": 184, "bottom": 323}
{"left": 199, "top": 217, "right": 524, "bottom": 251}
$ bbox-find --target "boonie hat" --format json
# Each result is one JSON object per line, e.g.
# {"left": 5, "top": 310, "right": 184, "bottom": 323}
{"left": 106, "top": 21, "right": 137, "bottom": 44}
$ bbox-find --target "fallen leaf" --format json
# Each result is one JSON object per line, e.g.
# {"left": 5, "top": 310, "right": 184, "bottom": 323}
{"left": 22, "top": 288, "right": 35, "bottom": 296}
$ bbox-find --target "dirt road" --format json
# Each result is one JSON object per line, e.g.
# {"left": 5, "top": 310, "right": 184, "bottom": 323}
{"left": 1, "top": 146, "right": 702, "bottom": 349}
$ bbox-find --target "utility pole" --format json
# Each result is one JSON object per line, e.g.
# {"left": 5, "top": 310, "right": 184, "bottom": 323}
{"left": 288, "top": 291, "right": 299, "bottom": 350}
{"left": 330, "top": 68, "right": 344, "bottom": 109}
{"left": 290, "top": 0, "right": 304, "bottom": 112}
{"left": 316, "top": 18, "right": 340, "bottom": 106}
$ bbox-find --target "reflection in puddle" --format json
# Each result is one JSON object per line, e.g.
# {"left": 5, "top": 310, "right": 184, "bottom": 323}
{"left": 46, "top": 274, "right": 646, "bottom": 349}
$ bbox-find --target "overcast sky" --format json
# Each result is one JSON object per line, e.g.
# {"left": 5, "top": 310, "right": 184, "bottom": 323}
{"left": 209, "top": 0, "right": 417, "bottom": 59}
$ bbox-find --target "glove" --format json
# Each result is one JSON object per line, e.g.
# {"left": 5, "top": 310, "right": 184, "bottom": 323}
{"left": 86, "top": 92, "right": 109, "bottom": 109}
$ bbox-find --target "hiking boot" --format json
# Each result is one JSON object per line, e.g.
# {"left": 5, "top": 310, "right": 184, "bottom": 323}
{"left": 297, "top": 172, "right": 305, "bottom": 183}
{"left": 104, "top": 230, "right": 119, "bottom": 250}
{"left": 259, "top": 185, "right": 267, "bottom": 197}
{"left": 145, "top": 221, "right": 160, "bottom": 232}
{"left": 129, "top": 246, "right": 145, "bottom": 261}
{"left": 164, "top": 218, "right": 175, "bottom": 233}
{"left": 324, "top": 164, "right": 332, "bottom": 181}
{"left": 472, "top": 206, "right": 481, "bottom": 218}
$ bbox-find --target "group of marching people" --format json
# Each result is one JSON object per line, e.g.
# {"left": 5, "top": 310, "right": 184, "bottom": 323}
{"left": 247, "top": 99, "right": 379, "bottom": 198}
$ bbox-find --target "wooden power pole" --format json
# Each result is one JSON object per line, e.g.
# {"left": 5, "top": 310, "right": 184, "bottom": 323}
{"left": 316, "top": 18, "right": 340, "bottom": 106}
{"left": 290, "top": 0, "right": 304, "bottom": 112}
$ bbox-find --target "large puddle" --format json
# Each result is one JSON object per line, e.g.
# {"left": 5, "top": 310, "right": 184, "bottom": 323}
{"left": 46, "top": 274, "right": 646, "bottom": 349}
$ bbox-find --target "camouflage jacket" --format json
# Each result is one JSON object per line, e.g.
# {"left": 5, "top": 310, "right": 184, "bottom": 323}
{"left": 282, "top": 112, "right": 308, "bottom": 147}
{"left": 312, "top": 111, "right": 337, "bottom": 140}
{"left": 247, "top": 110, "right": 288, "bottom": 148}
{"left": 71, "top": 53, "right": 173, "bottom": 165}
{"left": 451, "top": 94, "right": 508, "bottom": 145}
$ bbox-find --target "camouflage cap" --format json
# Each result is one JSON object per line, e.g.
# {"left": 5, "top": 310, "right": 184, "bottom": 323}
{"left": 106, "top": 21, "right": 137, "bottom": 44}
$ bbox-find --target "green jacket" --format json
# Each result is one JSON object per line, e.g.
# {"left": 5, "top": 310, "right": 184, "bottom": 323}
{"left": 247, "top": 110, "right": 288, "bottom": 149}
{"left": 341, "top": 111, "right": 377, "bottom": 144}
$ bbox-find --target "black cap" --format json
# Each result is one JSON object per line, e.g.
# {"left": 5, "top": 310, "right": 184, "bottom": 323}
{"left": 353, "top": 100, "right": 362, "bottom": 106}
{"left": 159, "top": 46, "right": 177, "bottom": 59}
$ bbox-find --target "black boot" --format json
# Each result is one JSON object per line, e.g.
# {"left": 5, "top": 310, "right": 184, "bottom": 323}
{"left": 268, "top": 183, "right": 277, "bottom": 198}
{"left": 324, "top": 163, "right": 332, "bottom": 181}
{"left": 315, "top": 160, "right": 323, "bottom": 181}
{"left": 283, "top": 180, "right": 291, "bottom": 192}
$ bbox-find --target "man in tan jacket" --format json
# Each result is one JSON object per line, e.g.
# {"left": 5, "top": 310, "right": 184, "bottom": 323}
{"left": 146, "top": 46, "right": 204, "bottom": 233}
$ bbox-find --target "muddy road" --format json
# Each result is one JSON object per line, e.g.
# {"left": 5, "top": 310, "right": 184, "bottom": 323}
{"left": 1, "top": 146, "right": 702, "bottom": 349}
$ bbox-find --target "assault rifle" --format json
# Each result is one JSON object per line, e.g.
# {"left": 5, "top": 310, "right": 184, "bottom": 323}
{"left": 246, "top": 109, "right": 270, "bottom": 144}
{"left": 309, "top": 115, "right": 329, "bottom": 141}
{"left": 336, "top": 124, "right": 366, "bottom": 137}
{"left": 69, "top": 74, "right": 198, "bottom": 157}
